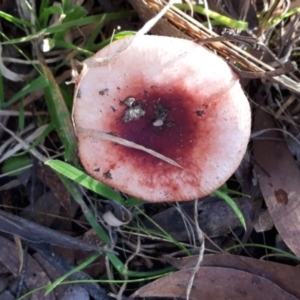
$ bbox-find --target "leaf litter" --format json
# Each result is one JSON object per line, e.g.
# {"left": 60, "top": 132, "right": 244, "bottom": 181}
{"left": 0, "top": 0, "right": 300, "bottom": 299}
{"left": 132, "top": 254, "right": 300, "bottom": 299}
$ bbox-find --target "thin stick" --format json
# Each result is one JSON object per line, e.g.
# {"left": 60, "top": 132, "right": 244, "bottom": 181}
{"left": 76, "top": 127, "right": 183, "bottom": 168}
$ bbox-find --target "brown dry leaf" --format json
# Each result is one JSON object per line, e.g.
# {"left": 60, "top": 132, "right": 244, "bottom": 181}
{"left": 234, "top": 151, "right": 263, "bottom": 246}
{"left": 144, "top": 196, "right": 261, "bottom": 241}
{"left": 33, "top": 252, "right": 70, "bottom": 299}
{"left": 0, "top": 236, "right": 54, "bottom": 300}
{"left": 163, "top": 254, "right": 300, "bottom": 299}
{"left": 36, "top": 164, "right": 71, "bottom": 214}
{"left": 21, "top": 191, "right": 60, "bottom": 227}
{"left": 131, "top": 265, "right": 298, "bottom": 300}
{"left": 74, "top": 229, "right": 106, "bottom": 278}
{"left": 253, "top": 107, "right": 300, "bottom": 256}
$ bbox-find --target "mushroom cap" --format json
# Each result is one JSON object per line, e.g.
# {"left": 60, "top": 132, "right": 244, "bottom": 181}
{"left": 73, "top": 35, "right": 251, "bottom": 202}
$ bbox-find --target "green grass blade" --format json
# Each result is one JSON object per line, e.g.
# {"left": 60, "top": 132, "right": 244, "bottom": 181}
{"left": 62, "top": 0, "right": 71, "bottom": 10}
{"left": 135, "top": 206, "right": 190, "bottom": 254}
{"left": 53, "top": 5, "right": 88, "bottom": 41}
{"left": 45, "top": 159, "right": 124, "bottom": 204}
{"left": 59, "top": 175, "right": 111, "bottom": 243}
{"left": 48, "top": 162, "right": 174, "bottom": 277}
{"left": 39, "top": 5, "right": 63, "bottom": 29}
{"left": 20, "top": 123, "right": 54, "bottom": 154}
{"left": 46, "top": 11, "right": 136, "bottom": 35}
{"left": 175, "top": 4, "right": 248, "bottom": 30}
{"left": 0, "top": 11, "right": 137, "bottom": 46}
{"left": 268, "top": 7, "right": 300, "bottom": 25}
{"left": 39, "top": 0, "right": 50, "bottom": 16}
{"left": 212, "top": 189, "right": 246, "bottom": 230}
{"left": 91, "top": 31, "right": 135, "bottom": 52}
{"left": 63, "top": 5, "right": 87, "bottom": 21}
{"left": 40, "top": 60, "right": 77, "bottom": 160}
{"left": 1, "top": 155, "right": 32, "bottom": 176}
{"left": 45, "top": 251, "right": 102, "bottom": 295}
{"left": 218, "top": 184, "right": 250, "bottom": 198}
{"left": 124, "top": 196, "right": 145, "bottom": 207}
{"left": 226, "top": 243, "right": 300, "bottom": 262}
{"left": 53, "top": 40, "right": 93, "bottom": 56}
{"left": 1, "top": 76, "right": 48, "bottom": 108}
{"left": 57, "top": 175, "right": 132, "bottom": 276}
{"left": 85, "top": 15, "right": 107, "bottom": 50}
{"left": 0, "top": 11, "right": 36, "bottom": 28}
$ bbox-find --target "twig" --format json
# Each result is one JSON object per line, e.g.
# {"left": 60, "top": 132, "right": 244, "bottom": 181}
{"left": 186, "top": 199, "right": 204, "bottom": 300}
{"left": 76, "top": 127, "right": 183, "bottom": 168}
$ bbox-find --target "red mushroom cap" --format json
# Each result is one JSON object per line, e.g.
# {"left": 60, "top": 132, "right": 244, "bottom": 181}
{"left": 73, "top": 35, "right": 251, "bottom": 202}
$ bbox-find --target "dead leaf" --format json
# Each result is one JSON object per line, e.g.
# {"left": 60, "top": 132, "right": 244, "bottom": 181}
{"left": 132, "top": 265, "right": 298, "bottom": 300}
{"left": 274, "top": 188, "right": 289, "bottom": 205}
{"left": 33, "top": 252, "right": 70, "bottom": 300}
{"left": 254, "top": 209, "right": 274, "bottom": 232}
{"left": 234, "top": 150, "right": 263, "bottom": 247}
{"left": 60, "top": 286, "right": 89, "bottom": 300}
{"left": 144, "top": 196, "right": 261, "bottom": 241}
{"left": 31, "top": 243, "right": 111, "bottom": 300}
{"left": 21, "top": 191, "right": 60, "bottom": 227}
{"left": 164, "top": 254, "right": 300, "bottom": 299}
{"left": 74, "top": 229, "right": 106, "bottom": 278}
{"left": 36, "top": 165, "right": 71, "bottom": 215}
{"left": 0, "top": 236, "right": 55, "bottom": 300}
{"left": 253, "top": 107, "right": 300, "bottom": 256}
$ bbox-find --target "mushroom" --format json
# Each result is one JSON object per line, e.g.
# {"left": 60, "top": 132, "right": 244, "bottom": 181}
{"left": 73, "top": 35, "right": 251, "bottom": 202}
